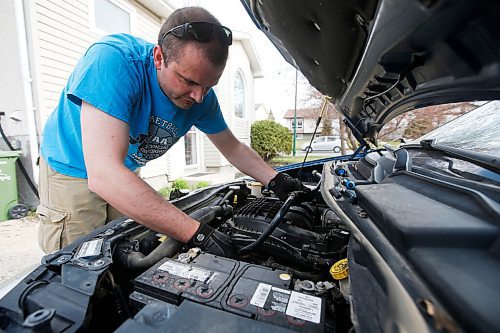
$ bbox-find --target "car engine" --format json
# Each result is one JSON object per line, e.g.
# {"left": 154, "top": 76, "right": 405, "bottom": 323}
{"left": 0, "top": 161, "right": 358, "bottom": 333}
{"left": 2, "top": 149, "right": 496, "bottom": 332}
{"left": 105, "top": 167, "right": 352, "bottom": 332}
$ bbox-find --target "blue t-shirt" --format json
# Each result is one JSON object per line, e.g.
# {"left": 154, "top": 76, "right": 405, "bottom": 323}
{"left": 41, "top": 34, "right": 228, "bottom": 178}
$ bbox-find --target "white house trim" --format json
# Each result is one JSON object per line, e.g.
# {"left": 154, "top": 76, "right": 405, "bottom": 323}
{"left": 14, "top": 0, "right": 39, "bottom": 184}
{"left": 136, "top": 0, "right": 175, "bottom": 18}
{"left": 233, "top": 31, "right": 264, "bottom": 78}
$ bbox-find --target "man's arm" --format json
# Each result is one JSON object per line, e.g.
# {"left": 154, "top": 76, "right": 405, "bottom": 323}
{"left": 81, "top": 101, "right": 199, "bottom": 242}
{"left": 207, "top": 128, "right": 278, "bottom": 186}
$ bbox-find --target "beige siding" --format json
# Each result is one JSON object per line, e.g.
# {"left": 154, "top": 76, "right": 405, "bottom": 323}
{"left": 33, "top": 0, "right": 161, "bottom": 125}
{"left": 34, "top": 0, "right": 97, "bottom": 124}
{"left": 204, "top": 63, "right": 231, "bottom": 168}
{"left": 32, "top": 0, "right": 165, "bottom": 179}
{"left": 134, "top": 3, "right": 161, "bottom": 42}
{"left": 203, "top": 40, "right": 256, "bottom": 168}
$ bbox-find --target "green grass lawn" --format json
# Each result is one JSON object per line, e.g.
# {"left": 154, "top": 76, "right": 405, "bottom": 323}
{"left": 269, "top": 155, "right": 330, "bottom": 167}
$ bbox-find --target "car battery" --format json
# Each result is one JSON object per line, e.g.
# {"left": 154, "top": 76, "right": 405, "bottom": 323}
{"left": 133, "top": 253, "right": 326, "bottom": 332}
{"left": 223, "top": 265, "right": 326, "bottom": 332}
{"left": 133, "top": 253, "right": 238, "bottom": 308}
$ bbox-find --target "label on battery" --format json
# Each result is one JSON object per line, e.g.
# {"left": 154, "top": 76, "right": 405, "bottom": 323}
{"left": 266, "top": 286, "right": 291, "bottom": 313}
{"left": 250, "top": 283, "right": 271, "bottom": 307}
{"left": 158, "top": 260, "right": 216, "bottom": 283}
{"left": 286, "top": 292, "right": 322, "bottom": 324}
{"left": 250, "top": 283, "right": 322, "bottom": 324}
{"left": 76, "top": 239, "right": 103, "bottom": 258}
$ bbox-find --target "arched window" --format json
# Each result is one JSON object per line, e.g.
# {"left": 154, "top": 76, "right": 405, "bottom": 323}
{"left": 234, "top": 70, "right": 246, "bottom": 118}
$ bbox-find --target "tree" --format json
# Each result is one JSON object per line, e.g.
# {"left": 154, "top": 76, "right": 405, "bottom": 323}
{"left": 379, "top": 102, "right": 476, "bottom": 141}
{"left": 300, "top": 86, "right": 356, "bottom": 153}
{"left": 321, "top": 116, "right": 333, "bottom": 136}
{"left": 339, "top": 117, "right": 347, "bottom": 154}
{"left": 251, "top": 120, "right": 292, "bottom": 162}
{"left": 301, "top": 86, "right": 340, "bottom": 136}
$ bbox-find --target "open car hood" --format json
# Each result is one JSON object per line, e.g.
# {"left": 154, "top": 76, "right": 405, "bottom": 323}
{"left": 241, "top": 0, "right": 500, "bottom": 143}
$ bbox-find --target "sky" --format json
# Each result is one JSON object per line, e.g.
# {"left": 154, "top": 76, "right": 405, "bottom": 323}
{"left": 169, "top": 0, "right": 315, "bottom": 124}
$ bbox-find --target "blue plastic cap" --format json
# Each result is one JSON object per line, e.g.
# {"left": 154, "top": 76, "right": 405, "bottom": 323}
{"left": 343, "top": 179, "right": 355, "bottom": 189}
{"left": 335, "top": 167, "right": 347, "bottom": 176}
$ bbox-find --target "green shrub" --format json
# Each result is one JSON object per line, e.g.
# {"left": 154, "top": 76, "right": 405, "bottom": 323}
{"left": 159, "top": 180, "right": 209, "bottom": 198}
{"left": 158, "top": 187, "right": 172, "bottom": 198}
{"left": 192, "top": 181, "right": 210, "bottom": 189}
{"left": 251, "top": 120, "right": 292, "bottom": 161}
{"left": 171, "top": 179, "right": 189, "bottom": 190}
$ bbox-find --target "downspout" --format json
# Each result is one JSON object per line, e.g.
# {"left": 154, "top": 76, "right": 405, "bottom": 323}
{"left": 14, "top": 0, "right": 39, "bottom": 184}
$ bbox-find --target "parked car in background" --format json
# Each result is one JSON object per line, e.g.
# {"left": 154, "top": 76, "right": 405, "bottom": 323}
{"left": 301, "top": 136, "right": 341, "bottom": 152}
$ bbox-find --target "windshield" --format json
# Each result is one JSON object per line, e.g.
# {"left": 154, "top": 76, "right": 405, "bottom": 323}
{"left": 417, "top": 101, "right": 500, "bottom": 157}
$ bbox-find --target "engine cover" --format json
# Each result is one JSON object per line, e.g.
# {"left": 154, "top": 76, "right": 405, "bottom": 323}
{"left": 229, "top": 197, "right": 349, "bottom": 266}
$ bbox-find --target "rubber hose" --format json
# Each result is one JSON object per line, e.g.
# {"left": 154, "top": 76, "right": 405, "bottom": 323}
{"left": 212, "top": 189, "right": 234, "bottom": 206}
{"left": 239, "top": 192, "right": 298, "bottom": 254}
{"left": 114, "top": 206, "right": 224, "bottom": 270}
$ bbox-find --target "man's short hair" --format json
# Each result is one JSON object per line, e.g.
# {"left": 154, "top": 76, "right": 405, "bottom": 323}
{"left": 158, "top": 7, "right": 229, "bottom": 67}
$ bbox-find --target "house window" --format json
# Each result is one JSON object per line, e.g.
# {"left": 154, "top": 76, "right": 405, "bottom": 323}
{"left": 291, "top": 118, "right": 303, "bottom": 129}
{"left": 185, "top": 127, "right": 197, "bottom": 166}
{"left": 91, "top": 0, "right": 132, "bottom": 34}
{"left": 234, "top": 70, "right": 246, "bottom": 118}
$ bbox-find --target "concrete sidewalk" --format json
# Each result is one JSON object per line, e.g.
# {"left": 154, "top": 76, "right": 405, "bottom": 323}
{"left": 0, "top": 217, "right": 44, "bottom": 285}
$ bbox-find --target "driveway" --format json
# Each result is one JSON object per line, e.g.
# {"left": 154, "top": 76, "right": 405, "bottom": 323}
{"left": 0, "top": 217, "right": 44, "bottom": 285}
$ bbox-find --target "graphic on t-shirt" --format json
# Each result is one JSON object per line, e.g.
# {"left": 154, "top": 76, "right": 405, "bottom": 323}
{"left": 129, "top": 117, "right": 180, "bottom": 166}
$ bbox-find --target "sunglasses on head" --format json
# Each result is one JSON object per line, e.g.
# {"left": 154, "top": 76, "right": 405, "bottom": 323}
{"left": 161, "top": 22, "right": 232, "bottom": 46}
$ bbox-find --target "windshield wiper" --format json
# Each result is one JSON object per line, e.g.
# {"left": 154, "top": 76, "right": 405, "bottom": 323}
{"left": 419, "top": 139, "right": 500, "bottom": 173}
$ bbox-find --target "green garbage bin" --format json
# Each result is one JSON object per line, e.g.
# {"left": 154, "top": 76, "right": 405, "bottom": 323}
{"left": 0, "top": 150, "right": 25, "bottom": 221}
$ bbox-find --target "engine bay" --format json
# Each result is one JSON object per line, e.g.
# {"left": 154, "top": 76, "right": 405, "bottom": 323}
{"left": 103, "top": 164, "right": 354, "bottom": 332}
{"left": 0, "top": 150, "right": 498, "bottom": 332}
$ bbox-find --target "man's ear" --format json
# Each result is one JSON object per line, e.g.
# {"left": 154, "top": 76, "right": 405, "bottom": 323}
{"left": 153, "top": 45, "right": 164, "bottom": 70}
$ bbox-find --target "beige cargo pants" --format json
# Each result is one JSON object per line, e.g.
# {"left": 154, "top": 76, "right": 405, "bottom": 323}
{"left": 37, "top": 158, "right": 124, "bottom": 253}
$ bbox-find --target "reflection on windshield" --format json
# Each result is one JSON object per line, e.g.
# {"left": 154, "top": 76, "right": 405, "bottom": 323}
{"left": 417, "top": 101, "right": 500, "bottom": 157}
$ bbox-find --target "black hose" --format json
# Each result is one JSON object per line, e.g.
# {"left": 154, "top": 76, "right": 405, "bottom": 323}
{"left": 114, "top": 237, "right": 183, "bottom": 271}
{"left": 0, "top": 116, "right": 39, "bottom": 198}
{"left": 239, "top": 192, "right": 299, "bottom": 254}
{"left": 212, "top": 189, "right": 234, "bottom": 206}
{"left": 114, "top": 206, "right": 225, "bottom": 270}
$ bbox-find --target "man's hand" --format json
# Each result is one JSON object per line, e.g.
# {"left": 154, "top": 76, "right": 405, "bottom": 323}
{"left": 187, "top": 222, "right": 236, "bottom": 257}
{"left": 267, "top": 173, "right": 310, "bottom": 201}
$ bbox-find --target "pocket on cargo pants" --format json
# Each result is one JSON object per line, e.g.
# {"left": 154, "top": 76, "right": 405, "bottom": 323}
{"left": 37, "top": 204, "right": 68, "bottom": 254}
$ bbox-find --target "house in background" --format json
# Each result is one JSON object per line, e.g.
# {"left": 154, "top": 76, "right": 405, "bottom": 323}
{"left": 0, "top": 0, "right": 263, "bottom": 206}
{"left": 283, "top": 107, "right": 339, "bottom": 142}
